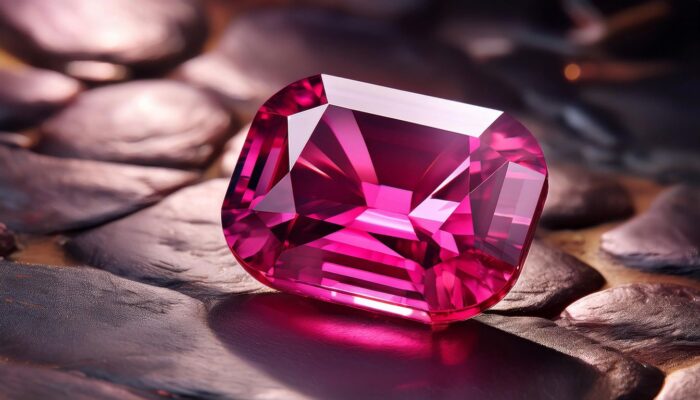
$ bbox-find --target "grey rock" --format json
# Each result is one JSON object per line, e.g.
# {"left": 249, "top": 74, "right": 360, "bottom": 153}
{"left": 558, "top": 283, "right": 700, "bottom": 368}
{"left": 0, "top": 66, "right": 81, "bottom": 130}
{"left": 541, "top": 164, "right": 634, "bottom": 229}
{"left": 601, "top": 185, "right": 700, "bottom": 275}
{"left": 0, "top": 362, "right": 149, "bottom": 400}
{"left": 0, "top": 0, "right": 208, "bottom": 80}
{"left": 176, "top": 9, "right": 517, "bottom": 114}
{"left": 0, "top": 146, "right": 197, "bottom": 234}
{"left": 0, "top": 261, "right": 305, "bottom": 399}
{"left": 219, "top": 124, "right": 248, "bottom": 178}
{"left": 479, "top": 314, "right": 664, "bottom": 400}
{"left": 67, "top": 179, "right": 261, "bottom": 300}
{"left": 491, "top": 240, "right": 604, "bottom": 317}
{"left": 656, "top": 363, "right": 700, "bottom": 400}
{"left": 38, "top": 80, "right": 233, "bottom": 169}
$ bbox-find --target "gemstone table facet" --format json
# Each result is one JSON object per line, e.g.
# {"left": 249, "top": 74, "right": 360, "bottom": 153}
{"left": 222, "top": 74, "right": 548, "bottom": 323}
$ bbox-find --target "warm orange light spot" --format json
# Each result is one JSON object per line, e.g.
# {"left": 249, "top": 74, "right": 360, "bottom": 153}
{"left": 564, "top": 63, "right": 582, "bottom": 81}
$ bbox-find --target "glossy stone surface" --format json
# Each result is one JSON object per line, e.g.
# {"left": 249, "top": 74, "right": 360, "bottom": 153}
{"left": 38, "top": 80, "right": 233, "bottom": 169}
{"left": 222, "top": 75, "right": 548, "bottom": 323}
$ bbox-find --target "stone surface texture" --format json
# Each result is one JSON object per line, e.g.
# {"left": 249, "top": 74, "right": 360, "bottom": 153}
{"left": 491, "top": 240, "right": 605, "bottom": 317}
{"left": 0, "top": 66, "right": 81, "bottom": 129}
{"left": 0, "top": 222, "right": 17, "bottom": 257}
{"left": 601, "top": 185, "right": 700, "bottom": 273}
{"left": 68, "top": 180, "right": 261, "bottom": 300}
{"left": 0, "top": 146, "right": 197, "bottom": 234}
{"left": 38, "top": 80, "right": 233, "bottom": 169}
{"left": 222, "top": 74, "right": 548, "bottom": 323}
{"left": 0, "top": 0, "right": 208, "bottom": 78}
{"left": 558, "top": 283, "right": 700, "bottom": 368}
{"left": 656, "top": 363, "right": 700, "bottom": 400}
{"left": 541, "top": 165, "right": 634, "bottom": 229}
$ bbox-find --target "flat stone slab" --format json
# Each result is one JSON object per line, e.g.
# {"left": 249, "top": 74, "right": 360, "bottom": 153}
{"left": 0, "top": 222, "right": 16, "bottom": 257}
{"left": 0, "top": 261, "right": 305, "bottom": 400}
{"left": 558, "top": 283, "right": 700, "bottom": 369}
{"left": 0, "top": 0, "right": 207, "bottom": 80}
{"left": 209, "top": 292, "right": 624, "bottom": 400}
{"left": 38, "top": 80, "right": 233, "bottom": 169}
{"left": 175, "top": 9, "right": 516, "bottom": 114}
{"left": 67, "top": 179, "right": 261, "bottom": 300}
{"left": 491, "top": 240, "right": 605, "bottom": 317}
{"left": 656, "top": 363, "right": 700, "bottom": 400}
{"left": 0, "top": 66, "right": 81, "bottom": 130}
{"left": 479, "top": 314, "right": 664, "bottom": 400}
{"left": 541, "top": 165, "right": 634, "bottom": 229}
{"left": 0, "top": 362, "right": 149, "bottom": 400}
{"left": 0, "top": 146, "right": 196, "bottom": 234}
{"left": 601, "top": 185, "right": 700, "bottom": 275}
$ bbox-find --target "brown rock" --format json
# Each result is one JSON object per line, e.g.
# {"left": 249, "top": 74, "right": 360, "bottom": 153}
{"left": 0, "top": 66, "right": 81, "bottom": 129}
{"left": 478, "top": 314, "right": 664, "bottom": 400}
{"left": 0, "top": 146, "right": 197, "bottom": 234}
{"left": 38, "top": 80, "right": 233, "bottom": 169}
{"left": 0, "top": 362, "right": 149, "bottom": 400}
{"left": 0, "top": 261, "right": 304, "bottom": 399}
{"left": 558, "top": 283, "right": 700, "bottom": 368}
{"left": 601, "top": 185, "right": 700, "bottom": 275}
{"left": 656, "top": 363, "right": 700, "bottom": 400}
{"left": 0, "top": 0, "right": 208, "bottom": 80}
{"left": 541, "top": 165, "right": 634, "bottom": 229}
{"left": 491, "top": 241, "right": 605, "bottom": 317}
{"left": 67, "top": 179, "right": 261, "bottom": 300}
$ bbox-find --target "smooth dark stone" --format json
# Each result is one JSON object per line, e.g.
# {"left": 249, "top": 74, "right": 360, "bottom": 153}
{"left": 656, "top": 363, "right": 700, "bottom": 400}
{"left": 175, "top": 8, "right": 518, "bottom": 114}
{"left": 0, "top": 0, "right": 208, "bottom": 80}
{"left": 0, "top": 261, "right": 301, "bottom": 399}
{"left": 542, "top": 165, "right": 634, "bottom": 229}
{"left": 491, "top": 241, "right": 604, "bottom": 317}
{"left": 0, "top": 146, "right": 197, "bottom": 234}
{"left": 38, "top": 80, "right": 233, "bottom": 169}
{"left": 0, "top": 222, "right": 16, "bottom": 257}
{"left": 307, "top": 0, "right": 429, "bottom": 18}
{"left": 0, "top": 362, "right": 149, "bottom": 400}
{"left": 219, "top": 124, "right": 247, "bottom": 178}
{"left": 0, "top": 66, "right": 81, "bottom": 130}
{"left": 479, "top": 314, "right": 663, "bottom": 400}
{"left": 207, "top": 292, "right": 660, "bottom": 400}
{"left": 558, "top": 283, "right": 700, "bottom": 368}
{"left": 601, "top": 185, "right": 700, "bottom": 274}
{"left": 67, "top": 179, "right": 261, "bottom": 300}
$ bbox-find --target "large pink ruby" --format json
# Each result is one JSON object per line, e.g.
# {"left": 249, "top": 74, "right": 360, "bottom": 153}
{"left": 222, "top": 75, "right": 548, "bottom": 324}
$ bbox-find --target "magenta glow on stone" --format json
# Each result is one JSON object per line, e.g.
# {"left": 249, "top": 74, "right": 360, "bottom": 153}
{"left": 222, "top": 74, "right": 548, "bottom": 324}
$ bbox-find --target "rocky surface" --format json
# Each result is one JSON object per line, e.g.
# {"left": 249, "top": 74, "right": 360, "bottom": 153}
{"left": 67, "top": 179, "right": 261, "bottom": 300}
{"left": 0, "top": 362, "right": 149, "bottom": 400}
{"left": 478, "top": 314, "right": 664, "bottom": 400}
{"left": 0, "top": 261, "right": 303, "bottom": 399}
{"left": 0, "top": 222, "right": 17, "bottom": 257}
{"left": 38, "top": 80, "right": 233, "bottom": 169}
{"left": 0, "top": 66, "right": 81, "bottom": 129}
{"left": 541, "top": 165, "right": 634, "bottom": 229}
{"left": 175, "top": 8, "right": 517, "bottom": 114}
{"left": 0, "top": 0, "right": 208, "bottom": 80}
{"left": 491, "top": 240, "right": 604, "bottom": 317}
{"left": 0, "top": 146, "right": 197, "bottom": 234}
{"left": 558, "top": 283, "right": 700, "bottom": 369}
{"left": 656, "top": 363, "right": 700, "bottom": 400}
{"left": 601, "top": 185, "right": 700, "bottom": 275}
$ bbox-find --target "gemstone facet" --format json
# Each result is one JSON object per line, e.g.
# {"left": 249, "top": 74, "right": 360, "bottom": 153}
{"left": 222, "top": 75, "right": 548, "bottom": 324}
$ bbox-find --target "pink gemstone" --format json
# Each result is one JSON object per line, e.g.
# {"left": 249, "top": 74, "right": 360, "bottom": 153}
{"left": 222, "top": 74, "right": 548, "bottom": 324}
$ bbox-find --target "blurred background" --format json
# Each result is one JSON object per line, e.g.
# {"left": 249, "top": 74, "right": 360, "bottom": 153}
{"left": 1, "top": 0, "right": 699, "bottom": 182}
